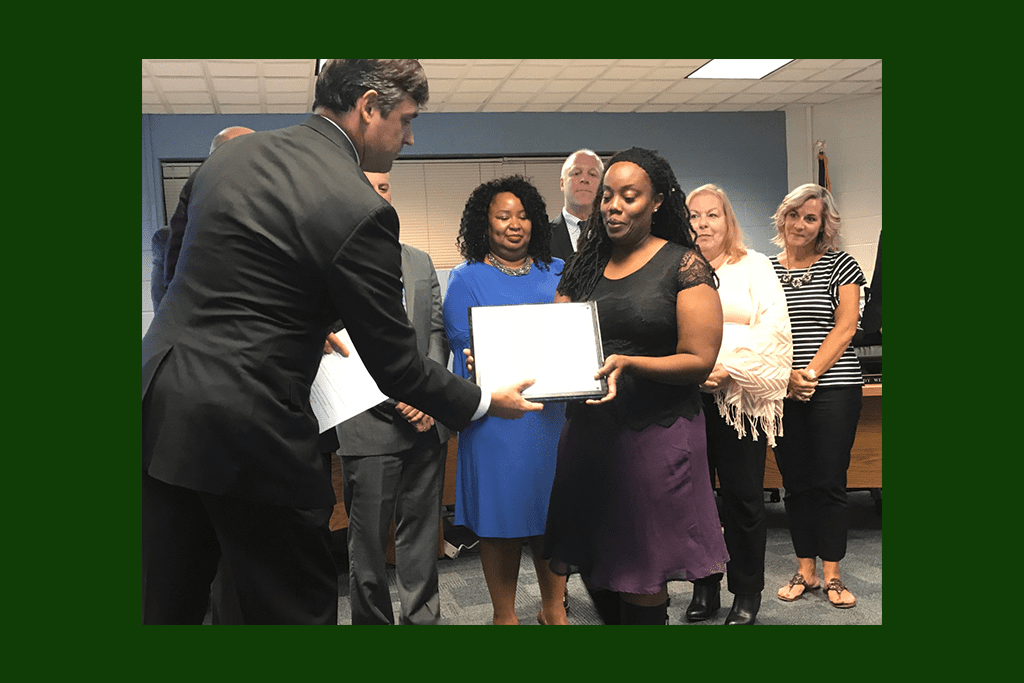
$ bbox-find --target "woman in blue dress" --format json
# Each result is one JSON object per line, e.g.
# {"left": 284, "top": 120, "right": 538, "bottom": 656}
{"left": 443, "top": 175, "right": 568, "bottom": 625}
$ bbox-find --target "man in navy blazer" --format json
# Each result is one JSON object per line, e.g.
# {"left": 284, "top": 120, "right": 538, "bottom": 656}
{"left": 142, "top": 59, "right": 541, "bottom": 624}
{"left": 548, "top": 149, "right": 604, "bottom": 262}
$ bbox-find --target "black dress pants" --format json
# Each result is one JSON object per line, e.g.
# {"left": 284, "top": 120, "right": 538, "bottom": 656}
{"left": 142, "top": 472, "right": 338, "bottom": 625}
{"left": 772, "top": 386, "right": 862, "bottom": 562}
{"left": 701, "top": 393, "right": 767, "bottom": 595}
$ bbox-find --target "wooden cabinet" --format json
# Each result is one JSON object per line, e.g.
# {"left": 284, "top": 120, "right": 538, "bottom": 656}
{"left": 764, "top": 385, "right": 882, "bottom": 490}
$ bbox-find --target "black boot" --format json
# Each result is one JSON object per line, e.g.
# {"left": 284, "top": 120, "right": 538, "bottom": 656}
{"left": 620, "top": 599, "right": 669, "bottom": 625}
{"left": 724, "top": 592, "right": 761, "bottom": 625}
{"left": 584, "top": 582, "right": 622, "bottom": 625}
{"left": 685, "top": 575, "right": 722, "bottom": 622}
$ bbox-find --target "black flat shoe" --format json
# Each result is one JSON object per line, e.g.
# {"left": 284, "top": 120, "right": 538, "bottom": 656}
{"left": 724, "top": 592, "right": 761, "bottom": 625}
{"left": 685, "top": 581, "right": 721, "bottom": 622}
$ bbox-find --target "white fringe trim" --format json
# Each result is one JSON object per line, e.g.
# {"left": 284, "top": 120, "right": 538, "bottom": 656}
{"left": 714, "top": 392, "right": 784, "bottom": 448}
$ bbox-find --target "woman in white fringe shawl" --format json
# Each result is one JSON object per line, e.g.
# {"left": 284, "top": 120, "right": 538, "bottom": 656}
{"left": 682, "top": 184, "right": 792, "bottom": 626}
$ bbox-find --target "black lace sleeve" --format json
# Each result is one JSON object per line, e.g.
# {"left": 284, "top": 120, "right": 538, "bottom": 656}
{"left": 677, "top": 248, "right": 718, "bottom": 291}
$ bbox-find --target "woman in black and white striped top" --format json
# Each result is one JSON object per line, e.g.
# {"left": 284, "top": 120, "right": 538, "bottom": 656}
{"left": 768, "top": 184, "right": 865, "bottom": 611}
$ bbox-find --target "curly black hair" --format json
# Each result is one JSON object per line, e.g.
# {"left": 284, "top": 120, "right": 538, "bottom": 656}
{"left": 558, "top": 147, "right": 712, "bottom": 300}
{"left": 456, "top": 175, "right": 553, "bottom": 268}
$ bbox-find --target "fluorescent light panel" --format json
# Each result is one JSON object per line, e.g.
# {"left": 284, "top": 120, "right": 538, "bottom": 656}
{"left": 688, "top": 59, "right": 793, "bottom": 79}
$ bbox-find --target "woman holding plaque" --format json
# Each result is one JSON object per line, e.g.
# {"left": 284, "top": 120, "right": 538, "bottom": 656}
{"left": 444, "top": 175, "right": 568, "bottom": 625}
{"left": 683, "top": 184, "right": 792, "bottom": 625}
{"left": 769, "top": 184, "right": 865, "bottom": 610}
{"left": 544, "top": 148, "right": 728, "bottom": 625}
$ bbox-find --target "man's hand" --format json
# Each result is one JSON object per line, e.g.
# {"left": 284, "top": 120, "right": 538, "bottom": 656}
{"left": 324, "top": 332, "right": 350, "bottom": 356}
{"left": 487, "top": 379, "right": 544, "bottom": 419}
{"left": 396, "top": 402, "right": 435, "bottom": 433}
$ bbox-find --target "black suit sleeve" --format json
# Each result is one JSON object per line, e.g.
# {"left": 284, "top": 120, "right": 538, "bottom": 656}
{"left": 328, "top": 207, "right": 481, "bottom": 432}
{"left": 164, "top": 170, "right": 197, "bottom": 288}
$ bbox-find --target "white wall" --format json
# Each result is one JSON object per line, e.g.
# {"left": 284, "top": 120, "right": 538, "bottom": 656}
{"left": 785, "top": 94, "right": 882, "bottom": 284}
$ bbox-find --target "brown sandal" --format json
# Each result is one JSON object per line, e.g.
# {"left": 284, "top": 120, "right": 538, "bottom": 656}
{"left": 777, "top": 572, "right": 820, "bottom": 602}
{"left": 824, "top": 578, "right": 857, "bottom": 609}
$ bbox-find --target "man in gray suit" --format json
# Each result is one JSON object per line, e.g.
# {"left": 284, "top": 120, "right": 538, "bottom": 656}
{"left": 337, "top": 171, "right": 450, "bottom": 624}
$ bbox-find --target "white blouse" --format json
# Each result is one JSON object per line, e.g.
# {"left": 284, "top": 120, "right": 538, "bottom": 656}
{"left": 708, "top": 250, "right": 793, "bottom": 446}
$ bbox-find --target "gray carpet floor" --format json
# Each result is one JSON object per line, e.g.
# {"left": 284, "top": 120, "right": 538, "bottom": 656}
{"left": 334, "top": 488, "right": 882, "bottom": 626}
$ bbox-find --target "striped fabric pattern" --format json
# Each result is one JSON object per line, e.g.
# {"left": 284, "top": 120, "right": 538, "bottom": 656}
{"left": 770, "top": 250, "right": 866, "bottom": 387}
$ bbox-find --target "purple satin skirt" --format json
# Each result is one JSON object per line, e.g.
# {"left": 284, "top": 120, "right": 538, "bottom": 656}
{"left": 543, "top": 409, "right": 729, "bottom": 594}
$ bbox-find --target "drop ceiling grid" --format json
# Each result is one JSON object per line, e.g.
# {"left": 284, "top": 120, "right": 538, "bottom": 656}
{"left": 142, "top": 59, "right": 880, "bottom": 115}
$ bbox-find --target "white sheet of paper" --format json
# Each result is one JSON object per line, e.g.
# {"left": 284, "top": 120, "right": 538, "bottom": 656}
{"left": 309, "top": 329, "right": 388, "bottom": 433}
{"left": 470, "top": 302, "right": 605, "bottom": 401}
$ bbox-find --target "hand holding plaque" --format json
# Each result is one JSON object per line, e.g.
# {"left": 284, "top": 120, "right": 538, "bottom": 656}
{"left": 468, "top": 301, "right": 607, "bottom": 402}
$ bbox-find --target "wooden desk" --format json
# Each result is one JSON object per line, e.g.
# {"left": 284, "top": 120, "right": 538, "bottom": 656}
{"left": 764, "top": 384, "right": 882, "bottom": 490}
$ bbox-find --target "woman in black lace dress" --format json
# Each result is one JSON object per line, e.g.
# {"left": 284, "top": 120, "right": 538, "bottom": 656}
{"left": 543, "top": 148, "right": 728, "bottom": 624}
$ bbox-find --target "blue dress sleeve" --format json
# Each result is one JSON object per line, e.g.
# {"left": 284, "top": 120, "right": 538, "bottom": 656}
{"left": 443, "top": 265, "right": 475, "bottom": 380}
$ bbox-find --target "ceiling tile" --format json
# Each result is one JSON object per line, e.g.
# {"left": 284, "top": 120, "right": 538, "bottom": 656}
{"left": 145, "top": 60, "right": 204, "bottom": 77}
{"left": 220, "top": 104, "right": 262, "bottom": 114}
{"left": 849, "top": 65, "right": 882, "bottom": 80}
{"left": 206, "top": 61, "right": 260, "bottom": 78}
{"left": 171, "top": 104, "right": 216, "bottom": 114}
{"left": 628, "top": 80, "right": 677, "bottom": 93}
{"left": 522, "top": 102, "right": 564, "bottom": 112}
{"left": 765, "top": 68, "right": 822, "bottom": 82}
{"left": 611, "top": 92, "right": 655, "bottom": 104}
{"left": 602, "top": 66, "right": 653, "bottom": 80}
{"left": 837, "top": 59, "right": 881, "bottom": 69}
{"left": 512, "top": 65, "right": 563, "bottom": 79}
{"left": 262, "top": 61, "right": 312, "bottom": 78}
{"left": 583, "top": 80, "right": 632, "bottom": 94}
{"left": 217, "top": 92, "right": 260, "bottom": 104}
{"left": 267, "top": 92, "right": 311, "bottom": 104}
{"left": 212, "top": 78, "right": 259, "bottom": 92}
{"left": 559, "top": 65, "right": 609, "bottom": 79}
{"left": 603, "top": 104, "right": 645, "bottom": 113}
{"left": 165, "top": 92, "right": 213, "bottom": 104}
{"left": 264, "top": 78, "right": 311, "bottom": 93}
{"left": 424, "top": 65, "right": 469, "bottom": 79}
{"left": 810, "top": 67, "right": 862, "bottom": 81}
{"left": 498, "top": 80, "right": 546, "bottom": 93}
{"left": 795, "top": 59, "right": 843, "bottom": 69}
{"left": 456, "top": 79, "right": 504, "bottom": 92}
{"left": 142, "top": 59, "right": 881, "bottom": 116}
{"left": 160, "top": 77, "right": 208, "bottom": 92}
{"left": 465, "top": 64, "right": 517, "bottom": 79}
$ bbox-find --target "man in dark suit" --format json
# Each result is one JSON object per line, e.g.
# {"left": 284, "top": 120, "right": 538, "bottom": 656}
{"left": 337, "top": 171, "right": 452, "bottom": 625}
{"left": 548, "top": 149, "right": 604, "bottom": 262}
{"left": 150, "top": 126, "right": 253, "bottom": 311}
{"left": 142, "top": 59, "right": 541, "bottom": 625}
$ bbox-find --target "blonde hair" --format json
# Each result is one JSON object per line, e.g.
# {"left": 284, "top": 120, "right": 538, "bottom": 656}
{"left": 686, "top": 183, "right": 747, "bottom": 264}
{"left": 770, "top": 183, "right": 841, "bottom": 253}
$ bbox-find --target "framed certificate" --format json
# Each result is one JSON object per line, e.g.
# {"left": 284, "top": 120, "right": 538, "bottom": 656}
{"left": 468, "top": 301, "right": 606, "bottom": 402}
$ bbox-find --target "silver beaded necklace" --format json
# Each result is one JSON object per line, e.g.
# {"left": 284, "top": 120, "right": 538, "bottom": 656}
{"left": 487, "top": 253, "right": 532, "bottom": 277}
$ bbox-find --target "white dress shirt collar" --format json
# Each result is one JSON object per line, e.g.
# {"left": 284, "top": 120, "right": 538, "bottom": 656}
{"left": 317, "top": 115, "right": 360, "bottom": 165}
{"left": 562, "top": 207, "right": 583, "bottom": 253}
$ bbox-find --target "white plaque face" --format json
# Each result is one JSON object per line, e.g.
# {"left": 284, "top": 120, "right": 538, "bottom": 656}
{"left": 468, "top": 301, "right": 607, "bottom": 402}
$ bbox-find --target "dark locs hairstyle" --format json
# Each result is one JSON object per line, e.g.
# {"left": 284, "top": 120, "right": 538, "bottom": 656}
{"left": 456, "top": 175, "right": 554, "bottom": 269}
{"left": 313, "top": 59, "right": 429, "bottom": 115}
{"left": 557, "top": 147, "right": 709, "bottom": 301}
